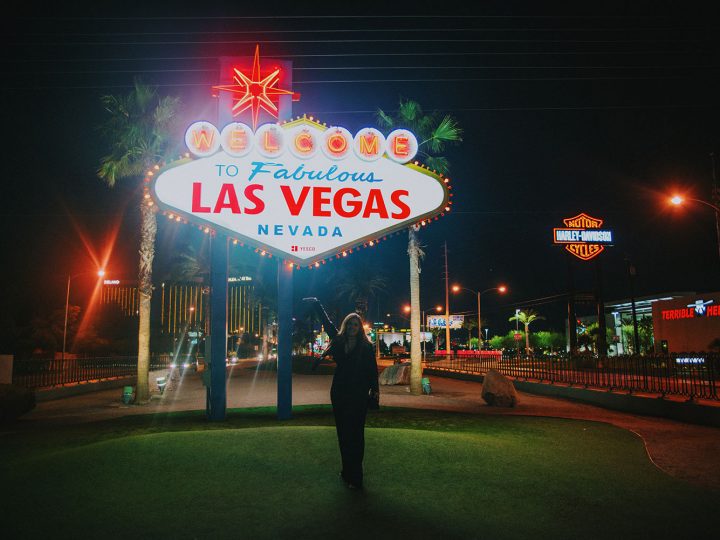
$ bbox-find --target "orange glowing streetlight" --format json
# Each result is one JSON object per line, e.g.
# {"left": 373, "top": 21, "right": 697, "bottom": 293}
{"left": 669, "top": 193, "right": 720, "bottom": 262}
{"left": 63, "top": 268, "right": 106, "bottom": 360}
{"left": 669, "top": 194, "right": 720, "bottom": 213}
{"left": 453, "top": 284, "right": 509, "bottom": 349}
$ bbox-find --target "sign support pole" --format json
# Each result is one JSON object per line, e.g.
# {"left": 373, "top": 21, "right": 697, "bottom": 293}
{"left": 566, "top": 253, "right": 578, "bottom": 354}
{"left": 277, "top": 261, "right": 293, "bottom": 420}
{"left": 595, "top": 257, "right": 607, "bottom": 356}
{"left": 208, "top": 234, "right": 228, "bottom": 421}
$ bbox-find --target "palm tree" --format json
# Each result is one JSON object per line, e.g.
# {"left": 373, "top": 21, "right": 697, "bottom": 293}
{"left": 376, "top": 99, "right": 462, "bottom": 394}
{"left": 508, "top": 309, "right": 545, "bottom": 356}
{"left": 167, "top": 243, "right": 210, "bottom": 283}
{"left": 97, "top": 79, "right": 181, "bottom": 403}
{"left": 463, "top": 317, "right": 479, "bottom": 349}
{"left": 334, "top": 262, "right": 387, "bottom": 320}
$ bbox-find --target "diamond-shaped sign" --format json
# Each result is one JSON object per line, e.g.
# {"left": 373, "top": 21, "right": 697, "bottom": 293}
{"left": 552, "top": 212, "right": 613, "bottom": 261}
{"left": 151, "top": 119, "right": 449, "bottom": 265}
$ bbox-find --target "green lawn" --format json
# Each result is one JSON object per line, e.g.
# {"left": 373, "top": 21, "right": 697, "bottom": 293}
{"left": 1, "top": 407, "right": 717, "bottom": 539}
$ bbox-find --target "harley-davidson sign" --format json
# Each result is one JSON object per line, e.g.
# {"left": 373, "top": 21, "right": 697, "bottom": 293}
{"left": 553, "top": 213, "right": 613, "bottom": 261}
{"left": 151, "top": 117, "right": 449, "bottom": 265}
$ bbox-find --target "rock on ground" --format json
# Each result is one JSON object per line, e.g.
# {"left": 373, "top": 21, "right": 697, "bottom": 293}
{"left": 379, "top": 363, "right": 411, "bottom": 385}
{"left": 481, "top": 369, "right": 518, "bottom": 407}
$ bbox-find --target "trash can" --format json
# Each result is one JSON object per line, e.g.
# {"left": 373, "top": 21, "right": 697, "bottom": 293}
{"left": 122, "top": 386, "right": 134, "bottom": 404}
{"left": 156, "top": 377, "right": 167, "bottom": 395}
{"left": 421, "top": 377, "right": 432, "bottom": 395}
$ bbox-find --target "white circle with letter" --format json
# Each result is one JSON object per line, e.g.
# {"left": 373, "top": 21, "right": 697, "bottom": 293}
{"left": 185, "top": 121, "right": 221, "bottom": 157}
{"left": 220, "top": 122, "right": 253, "bottom": 157}
{"left": 385, "top": 129, "right": 418, "bottom": 163}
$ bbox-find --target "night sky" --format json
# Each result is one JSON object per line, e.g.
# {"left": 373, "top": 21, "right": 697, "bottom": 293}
{"left": 3, "top": 0, "right": 719, "bottom": 346}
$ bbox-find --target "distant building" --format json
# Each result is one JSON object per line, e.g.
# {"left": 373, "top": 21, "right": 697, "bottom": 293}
{"left": 100, "top": 277, "right": 260, "bottom": 339}
{"left": 573, "top": 292, "right": 692, "bottom": 355}
{"left": 605, "top": 292, "right": 692, "bottom": 354}
{"left": 652, "top": 292, "right": 720, "bottom": 353}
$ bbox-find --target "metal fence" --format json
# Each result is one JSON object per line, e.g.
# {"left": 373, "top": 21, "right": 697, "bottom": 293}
{"left": 425, "top": 351, "right": 719, "bottom": 401}
{"left": 12, "top": 354, "right": 174, "bottom": 389}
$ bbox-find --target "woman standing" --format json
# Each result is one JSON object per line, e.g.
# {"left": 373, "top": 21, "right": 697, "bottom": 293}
{"left": 307, "top": 300, "right": 379, "bottom": 489}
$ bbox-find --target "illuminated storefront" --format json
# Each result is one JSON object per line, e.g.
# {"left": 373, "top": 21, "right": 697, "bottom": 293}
{"left": 652, "top": 293, "right": 720, "bottom": 353}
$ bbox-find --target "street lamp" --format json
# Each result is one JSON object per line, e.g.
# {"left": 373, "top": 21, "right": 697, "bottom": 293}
{"left": 385, "top": 310, "right": 410, "bottom": 325}
{"left": 63, "top": 268, "right": 105, "bottom": 360}
{"left": 670, "top": 194, "right": 720, "bottom": 213}
{"left": 452, "top": 285, "right": 508, "bottom": 349}
{"left": 670, "top": 194, "right": 720, "bottom": 263}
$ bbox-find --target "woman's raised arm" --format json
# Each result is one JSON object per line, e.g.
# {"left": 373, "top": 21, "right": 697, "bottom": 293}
{"left": 304, "top": 297, "right": 339, "bottom": 340}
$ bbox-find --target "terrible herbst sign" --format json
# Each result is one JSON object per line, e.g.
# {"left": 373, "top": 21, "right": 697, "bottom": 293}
{"left": 151, "top": 117, "right": 450, "bottom": 266}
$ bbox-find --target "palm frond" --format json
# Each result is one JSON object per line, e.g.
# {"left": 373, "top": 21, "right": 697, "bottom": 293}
{"left": 424, "top": 155, "right": 451, "bottom": 176}
{"left": 133, "top": 78, "right": 156, "bottom": 113}
{"left": 97, "top": 158, "right": 119, "bottom": 187}
{"left": 427, "top": 115, "right": 463, "bottom": 153}
{"left": 375, "top": 109, "right": 394, "bottom": 130}
{"left": 398, "top": 99, "right": 422, "bottom": 125}
{"left": 154, "top": 96, "right": 181, "bottom": 127}
{"left": 415, "top": 115, "right": 435, "bottom": 140}
{"left": 335, "top": 263, "right": 387, "bottom": 307}
{"left": 374, "top": 98, "right": 462, "bottom": 176}
{"left": 97, "top": 81, "right": 181, "bottom": 184}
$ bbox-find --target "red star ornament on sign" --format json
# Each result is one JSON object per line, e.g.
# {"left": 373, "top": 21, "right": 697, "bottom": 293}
{"left": 213, "top": 45, "right": 300, "bottom": 131}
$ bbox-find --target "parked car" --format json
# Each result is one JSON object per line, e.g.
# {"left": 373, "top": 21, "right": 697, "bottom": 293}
{"left": 170, "top": 358, "right": 197, "bottom": 373}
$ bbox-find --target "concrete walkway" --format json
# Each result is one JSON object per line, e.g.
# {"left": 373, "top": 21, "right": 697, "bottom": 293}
{"left": 23, "top": 361, "right": 720, "bottom": 490}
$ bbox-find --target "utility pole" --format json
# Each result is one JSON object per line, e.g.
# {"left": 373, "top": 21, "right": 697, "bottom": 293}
{"left": 443, "top": 242, "right": 451, "bottom": 355}
{"left": 626, "top": 258, "right": 640, "bottom": 354}
{"left": 62, "top": 275, "right": 71, "bottom": 361}
{"left": 711, "top": 152, "right": 720, "bottom": 266}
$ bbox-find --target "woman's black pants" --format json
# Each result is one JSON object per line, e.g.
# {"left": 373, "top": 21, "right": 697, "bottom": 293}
{"left": 331, "top": 394, "right": 368, "bottom": 486}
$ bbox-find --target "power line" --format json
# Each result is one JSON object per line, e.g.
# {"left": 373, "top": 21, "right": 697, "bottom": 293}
{"left": 15, "top": 15, "right": 679, "bottom": 20}
{"left": 13, "top": 26, "right": 705, "bottom": 37}
{"left": 36, "top": 65, "right": 716, "bottom": 75}
{"left": 14, "top": 38, "right": 700, "bottom": 45}
{"left": 7, "top": 74, "right": 712, "bottom": 91}
{"left": 6, "top": 51, "right": 708, "bottom": 63}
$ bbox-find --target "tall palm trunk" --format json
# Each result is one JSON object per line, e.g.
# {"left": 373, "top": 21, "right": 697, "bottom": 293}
{"left": 524, "top": 323, "right": 530, "bottom": 356}
{"left": 408, "top": 228, "right": 422, "bottom": 395}
{"left": 136, "top": 201, "right": 157, "bottom": 402}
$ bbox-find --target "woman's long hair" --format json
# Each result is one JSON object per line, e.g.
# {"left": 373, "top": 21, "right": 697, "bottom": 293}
{"left": 333, "top": 313, "right": 372, "bottom": 348}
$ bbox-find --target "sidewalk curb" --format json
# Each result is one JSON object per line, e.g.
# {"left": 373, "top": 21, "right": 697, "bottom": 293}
{"left": 34, "top": 377, "right": 137, "bottom": 402}
{"left": 424, "top": 369, "right": 720, "bottom": 428}
{"left": 34, "top": 370, "right": 168, "bottom": 402}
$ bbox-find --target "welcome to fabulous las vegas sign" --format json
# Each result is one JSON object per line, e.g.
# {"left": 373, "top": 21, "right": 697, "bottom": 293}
{"left": 150, "top": 48, "right": 452, "bottom": 267}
